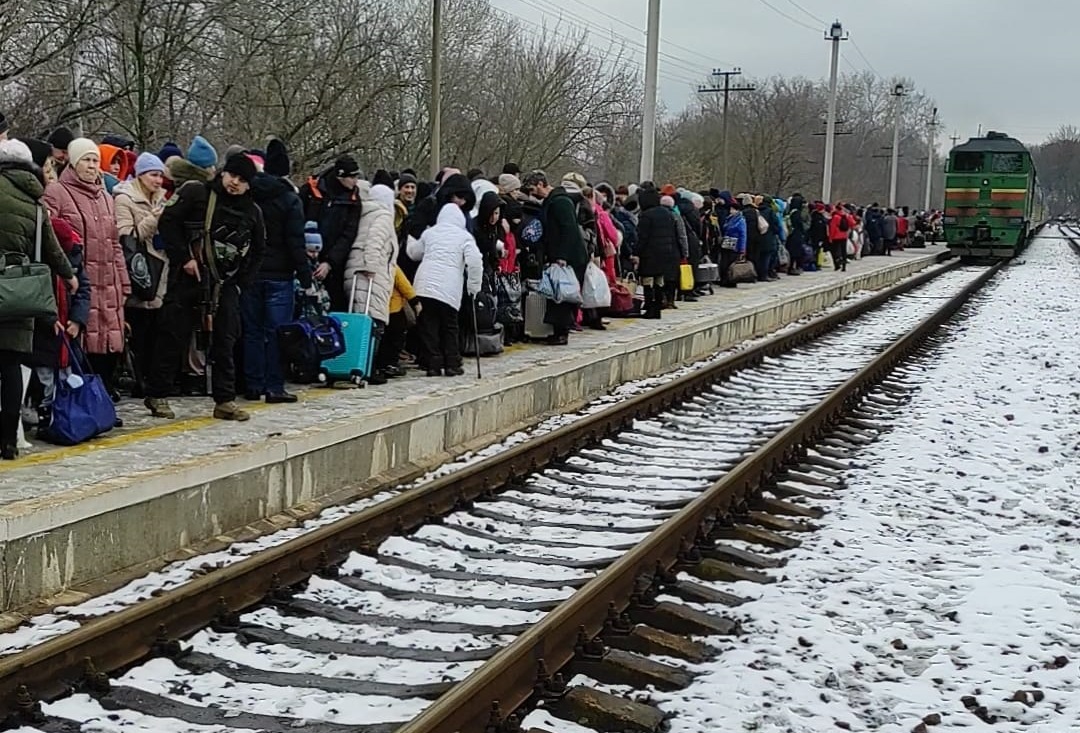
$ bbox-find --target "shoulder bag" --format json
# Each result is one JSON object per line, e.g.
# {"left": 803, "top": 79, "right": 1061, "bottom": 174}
{"left": 0, "top": 205, "right": 58, "bottom": 319}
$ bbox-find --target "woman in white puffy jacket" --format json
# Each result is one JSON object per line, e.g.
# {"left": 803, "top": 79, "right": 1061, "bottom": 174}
{"left": 344, "top": 182, "right": 399, "bottom": 384}
{"left": 406, "top": 202, "right": 483, "bottom": 377}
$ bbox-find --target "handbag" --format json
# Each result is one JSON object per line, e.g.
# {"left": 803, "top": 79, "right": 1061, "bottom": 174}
{"left": 582, "top": 261, "right": 612, "bottom": 309}
{"left": 44, "top": 335, "right": 117, "bottom": 446}
{"left": 679, "top": 263, "right": 694, "bottom": 291}
{"left": 0, "top": 205, "right": 57, "bottom": 320}
{"left": 121, "top": 232, "right": 165, "bottom": 302}
{"left": 729, "top": 260, "right": 757, "bottom": 284}
{"left": 538, "top": 263, "right": 582, "bottom": 305}
{"left": 720, "top": 236, "right": 738, "bottom": 251}
{"left": 619, "top": 271, "right": 638, "bottom": 297}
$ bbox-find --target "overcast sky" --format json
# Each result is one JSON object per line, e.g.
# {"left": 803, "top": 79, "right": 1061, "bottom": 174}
{"left": 489, "top": 0, "right": 1069, "bottom": 147}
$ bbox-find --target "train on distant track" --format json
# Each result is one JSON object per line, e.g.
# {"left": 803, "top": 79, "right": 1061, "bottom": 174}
{"left": 943, "top": 131, "right": 1046, "bottom": 260}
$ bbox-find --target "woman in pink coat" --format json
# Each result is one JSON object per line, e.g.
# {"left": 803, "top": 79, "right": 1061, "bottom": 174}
{"left": 45, "top": 137, "right": 130, "bottom": 398}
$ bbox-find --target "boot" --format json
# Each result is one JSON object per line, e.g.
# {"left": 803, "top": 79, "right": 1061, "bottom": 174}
{"left": 0, "top": 411, "right": 19, "bottom": 459}
{"left": 642, "top": 286, "right": 662, "bottom": 320}
{"left": 144, "top": 397, "right": 175, "bottom": 419}
{"left": 35, "top": 405, "right": 52, "bottom": 439}
{"left": 213, "top": 401, "right": 250, "bottom": 422}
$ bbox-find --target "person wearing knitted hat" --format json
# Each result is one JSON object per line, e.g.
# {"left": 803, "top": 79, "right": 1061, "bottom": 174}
{"left": 115, "top": 152, "right": 169, "bottom": 396}
{"left": 143, "top": 147, "right": 265, "bottom": 422}
{"left": 0, "top": 139, "right": 78, "bottom": 458}
{"left": 244, "top": 138, "right": 311, "bottom": 403}
{"left": 298, "top": 154, "right": 363, "bottom": 312}
{"left": 186, "top": 135, "right": 218, "bottom": 170}
{"left": 45, "top": 137, "right": 130, "bottom": 408}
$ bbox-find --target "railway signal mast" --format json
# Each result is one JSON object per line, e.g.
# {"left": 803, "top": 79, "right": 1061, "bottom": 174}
{"left": 821, "top": 20, "right": 847, "bottom": 204}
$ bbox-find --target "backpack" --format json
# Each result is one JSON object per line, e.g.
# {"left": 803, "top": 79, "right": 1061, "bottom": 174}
{"left": 838, "top": 214, "right": 850, "bottom": 232}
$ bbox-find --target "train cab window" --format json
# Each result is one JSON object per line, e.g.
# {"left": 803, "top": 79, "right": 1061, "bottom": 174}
{"left": 991, "top": 153, "right": 1025, "bottom": 173}
{"left": 952, "top": 152, "right": 984, "bottom": 173}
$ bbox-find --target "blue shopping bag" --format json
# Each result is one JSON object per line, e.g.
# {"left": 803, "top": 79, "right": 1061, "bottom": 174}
{"left": 45, "top": 335, "right": 117, "bottom": 446}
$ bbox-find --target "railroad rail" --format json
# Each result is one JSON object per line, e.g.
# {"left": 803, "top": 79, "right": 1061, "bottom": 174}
{"left": 0, "top": 254, "right": 1003, "bottom": 733}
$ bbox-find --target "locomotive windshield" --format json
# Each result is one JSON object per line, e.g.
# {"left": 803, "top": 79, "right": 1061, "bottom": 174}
{"left": 952, "top": 151, "right": 984, "bottom": 173}
{"left": 991, "top": 153, "right": 1026, "bottom": 173}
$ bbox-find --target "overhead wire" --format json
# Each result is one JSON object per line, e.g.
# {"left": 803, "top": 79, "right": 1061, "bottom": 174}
{"left": 785, "top": 0, "right": 826, "bottom": 25}
{"left": 752, "top": 0, "right": 820, "bottom": 32}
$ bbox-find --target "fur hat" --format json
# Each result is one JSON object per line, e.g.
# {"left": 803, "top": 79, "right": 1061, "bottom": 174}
{"left": 67, "top": 137, "right": 99, "bottom": 166}
{"left": 186, "top": 135, "right": 218, "bottom": 169}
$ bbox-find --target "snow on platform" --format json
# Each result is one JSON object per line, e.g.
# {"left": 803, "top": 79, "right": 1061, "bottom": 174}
{"left": 0, "top": 247, "right": 944, "bottom": 613}
{"left": 655, "top": 233, "right": 1080, "bottom": 732}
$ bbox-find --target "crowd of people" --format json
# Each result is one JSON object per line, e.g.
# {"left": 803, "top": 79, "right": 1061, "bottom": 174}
{"left": 0, "top": 116, "right": 942, "bottom": 460}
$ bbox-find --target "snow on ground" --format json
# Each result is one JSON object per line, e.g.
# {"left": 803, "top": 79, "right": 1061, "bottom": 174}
{"left": 0, "top": 267, "right": 943, "bottom": 656}
{"left": 655, "top": 234, "right": 1080, "bottom": 732}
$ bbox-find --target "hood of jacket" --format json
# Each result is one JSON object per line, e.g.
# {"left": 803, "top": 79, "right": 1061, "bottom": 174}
{"left": 638, "top": 189, "right": 661, "bottom": 211}
{"left": 250, "top": 171, "right": 293, "bottom": 202}
{"left": 435, "top": 202, "right": 467, "bottom": 229}
{"left": 167, "top": 157, "right": 214, "bottom": 188}
{"left": 0, "top": 161, "right": 45, "bottom": 199}
{"left": 366, "top": 182, "right": 396, "bottom": 212}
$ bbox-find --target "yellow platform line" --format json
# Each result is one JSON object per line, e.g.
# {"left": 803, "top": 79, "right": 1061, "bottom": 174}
{"left": 4, "top": 311, "right": 643, "bottom": 472}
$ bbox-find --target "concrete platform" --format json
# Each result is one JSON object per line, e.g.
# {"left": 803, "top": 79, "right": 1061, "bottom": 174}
{"left": 0, "top": 248, "right": 945, "bottom": 610}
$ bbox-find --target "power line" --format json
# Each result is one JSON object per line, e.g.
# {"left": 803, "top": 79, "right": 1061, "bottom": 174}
{"left": 753, "top": 0, "right": 820, "bottom": 32}
{"left": 786, "top": 0, "right": 826, "bottom": 25}
{"left": 849, "top": 38, "right": 883, "bottom": 80}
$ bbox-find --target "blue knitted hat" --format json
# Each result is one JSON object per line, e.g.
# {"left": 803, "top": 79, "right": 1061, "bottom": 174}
{"left": 304, "top": 221, "right": 322, "bottom": 251}
{"left": 186, "top": 135, "right": 218, "bottom": 169}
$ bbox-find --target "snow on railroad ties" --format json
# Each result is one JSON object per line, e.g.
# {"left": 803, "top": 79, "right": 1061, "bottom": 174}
{"left": 654, "top": 238, "right": 1080, "bottom": 733}
{"left": 45, "top": 694, "right": 262, "bottom": 732}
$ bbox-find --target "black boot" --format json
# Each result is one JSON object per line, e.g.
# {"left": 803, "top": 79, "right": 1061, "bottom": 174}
{"left": 0, "top": 411, "right": 19, "bottom": 460}
{"left": 36, "top": 405, "right": 52, "bottom": 439}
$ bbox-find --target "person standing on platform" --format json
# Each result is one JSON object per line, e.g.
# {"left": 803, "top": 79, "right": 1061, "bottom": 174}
{"left": 245, "top": 140, "right": 312, "bottom": 404}
{"left": 145, "top": 153, "right": 264, "bottom": 422}
{"left": 300, "top": 155, "right": 363, "bottom": 312}
{"left": 44, "top": 137, "right": 130, "bottom": 404}
{"left": 827, "top": 203, "right": 850, "bottom": 272}
{"left": 115, "top": 152, "right": 168, "bottom": 397}
{"left": 0, "top": 139, "right": 76, "bottom": 459}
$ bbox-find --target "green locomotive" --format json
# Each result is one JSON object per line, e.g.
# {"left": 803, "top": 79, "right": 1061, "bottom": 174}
{"left": 943, "top": 131, "right": 1043, "bottom": 259}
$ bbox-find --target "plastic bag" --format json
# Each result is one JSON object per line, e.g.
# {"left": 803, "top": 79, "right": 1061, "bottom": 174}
{"left": 582, "top": 261, "right": 612, "bottom": 309}
{"left": 679, "top": 264, "right": 694, "bottom": 291}
{"left": 538, "top": 263, "right": 582, "bottom": 305}
{"left": 778, "top": 246, "right": 790, "bottom": 268}
{"left": 818, "top": 249, "right": 834, "bottom": 270}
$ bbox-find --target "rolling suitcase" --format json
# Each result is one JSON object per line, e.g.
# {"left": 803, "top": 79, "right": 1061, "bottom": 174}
{"left": 322, "top": 273, "right": 375, "bottom": 386}
{"left": 524, "top": 286, "right": 554, "bottom": 340}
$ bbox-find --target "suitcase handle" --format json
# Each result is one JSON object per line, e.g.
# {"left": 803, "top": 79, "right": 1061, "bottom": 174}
{"left": 349, "top": 272, "right": 373, "bottom": 315}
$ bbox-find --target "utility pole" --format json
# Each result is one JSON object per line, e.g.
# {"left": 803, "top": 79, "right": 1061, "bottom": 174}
{"left": 698, "top": 69, "right": 755, "bottom": 188}
{"left": 821, "top": 20, "right": 847, "bottom": 204}
{"left": 950, "top": 132, "right": 960, "bottom": 149}
{"left": 889, "top": 82, "right": 907, "bottom": 209}
{"left": 429, "top": 0, "right": 442, "bottom": 180}
{"left": 924, "top": 107, "right": 939, "bottom": 211}
{"left": 640, "top": 0, "right": 661, "bottom": 182}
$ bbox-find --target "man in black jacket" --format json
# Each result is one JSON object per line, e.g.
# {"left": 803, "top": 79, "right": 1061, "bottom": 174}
{"left": 244, "top": 139, "right": 312, "bottom": 404}
{"left": 300, "top": 155, "right": 362, "bottom": 311}
{"left": 145, "top": 153, "right": 265, "bottom": 421}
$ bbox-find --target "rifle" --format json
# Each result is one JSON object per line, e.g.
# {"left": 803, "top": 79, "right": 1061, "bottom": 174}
{"left": 191, "top": 192, "right": 221, "bottom": 396}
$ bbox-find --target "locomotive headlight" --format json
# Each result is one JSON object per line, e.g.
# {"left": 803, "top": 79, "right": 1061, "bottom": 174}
{"left": 1007, "top": 217, "right": 1024, "bottom": 225}
{"left": 943, "top": 216, "right": 957, "bottom": 225}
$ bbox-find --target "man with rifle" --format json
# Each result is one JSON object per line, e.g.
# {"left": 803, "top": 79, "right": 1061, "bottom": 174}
{"left": 144, "top": 152, "right": 264, "bottom": 421}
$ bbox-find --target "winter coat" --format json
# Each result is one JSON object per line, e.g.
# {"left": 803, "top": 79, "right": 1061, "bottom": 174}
{"left": 787, "top": 207, "right": 807, "bottom": 251}
{"left": 0, "top": 163, "right": 75, "bottom": 354}
{"left": 635, "top": 190, "right": 681, "bottom": 279}
{"left": 45, "top": 166, "right": 129, "bottom": 354}
{"left": 166, "top": 158, "right": 214, "bottom": 191}
{"left": 810, "top": 210, "right": 829, "bottom": 245}
{"left": 300, "top": 173, "right": 361, "bottom": 276}
{"left": 157, "top": 176, "right": 266, "bottom": 287}
{"left": 742, "top": 206, "right": 763, "bottom": 256}
{"left": 722, "top": 210, "right": 747, "bottom": 254}
{"left": 882, "top": 214, "right": 898, "bottom": 241}
{"left": 865, "top": 208, "right": 884, "bottom": 244}
{"left": 114, "top": 179, "right": 168, "bottom": 309}
{"left": 540, "top": 188, "right": 588, "bottom": 270}
{"left": 827, "top": 211, "right": 848, "bottom": 242}
{"left": 250, "top": 173, "right": 312, "bottom": 288}
{"left": 677, "top": 198, "right": 703, "bottom": 266}
{"left": 388, "top": 266, "right": 417, "bottom": 314}
{"left": 29, "top": 228, "right": 91, "bottom": 368}
{"left": 344, "top": 181, "right": 398, "bottom": 324}
{"left": 407, "top": 203, "right": 483, "bottom": 310}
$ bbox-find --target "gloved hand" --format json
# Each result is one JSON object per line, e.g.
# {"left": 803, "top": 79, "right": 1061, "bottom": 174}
{"left": 680, "top": 258, "right": 689, "bottom": 265}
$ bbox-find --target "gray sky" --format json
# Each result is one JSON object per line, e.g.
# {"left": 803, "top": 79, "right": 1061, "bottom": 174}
{"left": 489, "top": 0, "right": 1069, "bottom": 146}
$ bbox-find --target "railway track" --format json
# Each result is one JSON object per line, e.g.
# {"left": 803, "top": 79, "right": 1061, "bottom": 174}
{"left": 0, "top": 256, "right": 1003, "bottom": 733}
